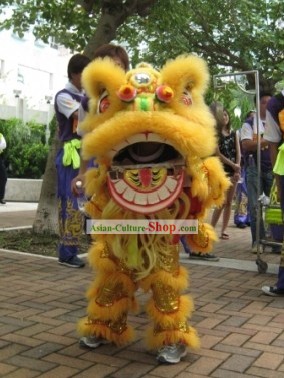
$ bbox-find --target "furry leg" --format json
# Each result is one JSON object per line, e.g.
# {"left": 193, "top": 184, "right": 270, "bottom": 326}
{"left": 77, "top": 241, "right": 138, "bottom": 346}
{"left": 141, "top": 267, "right": 200, "bottom": 350}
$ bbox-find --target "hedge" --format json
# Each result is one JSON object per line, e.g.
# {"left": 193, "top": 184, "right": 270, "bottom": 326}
{"left": 0, "top": 117, "right": 56, "bottom": 179}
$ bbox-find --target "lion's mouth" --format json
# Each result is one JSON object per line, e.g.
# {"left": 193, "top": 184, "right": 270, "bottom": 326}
{"left": 107, "top": 133, "right": 185, "bottom": 214}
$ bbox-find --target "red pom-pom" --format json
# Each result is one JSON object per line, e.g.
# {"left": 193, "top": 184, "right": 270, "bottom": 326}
{"left": 117, "top": 85, "right": 137, "bottom": 102}
{"left": 156, "top": 85, "right": 174, "bottom": 103}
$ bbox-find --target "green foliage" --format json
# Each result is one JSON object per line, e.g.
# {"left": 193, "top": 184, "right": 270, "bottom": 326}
{"left": 122, "top": 0, "right": 284, "bottom": 87}
{"left": 207, "top": 83, "right": 254, "bottom": 130}
{"left": 0, "top": 118, "right": 49, "bottom": 178}
{"left": 0, "top": 0, "right": 282, "bottom": 88}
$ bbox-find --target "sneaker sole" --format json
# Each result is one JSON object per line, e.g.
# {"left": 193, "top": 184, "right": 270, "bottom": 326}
{"left": 58, "top": 261, "right": 84, "bottom": 268}
{"left": 189, "top": 256, "right": 220, "bottom": 262}
{"left": 262, "top": 287, "right": 284, "bottom": 297}
{"left": 79, "top": 337, "right": 110, "bottom": 349}
{"left": 157, "top": 350, "right": 187, "bottom": 364}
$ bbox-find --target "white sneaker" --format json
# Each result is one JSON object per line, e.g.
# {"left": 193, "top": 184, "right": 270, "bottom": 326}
{"left": 79, "top": 336, "right": 110, "bottom": 348}
{"left": 157, "top": 343, "right": 187, "bottom": 364}
{"left": 251, "top": 243, "right": 263, "bottom": 254}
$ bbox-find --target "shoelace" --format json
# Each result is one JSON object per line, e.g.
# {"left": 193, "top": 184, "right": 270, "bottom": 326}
{"left": 159, "top": 344, "right": 178, "bottom": 353}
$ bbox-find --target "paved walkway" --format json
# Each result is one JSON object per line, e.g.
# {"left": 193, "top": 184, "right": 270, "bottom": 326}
{"left": 0, "top": 203, "right": 284, "bottom": 377}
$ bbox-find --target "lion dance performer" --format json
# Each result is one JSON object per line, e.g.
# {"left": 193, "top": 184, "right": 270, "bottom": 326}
{"left": 77, "top": 55, "right": 230, "bottom": 363}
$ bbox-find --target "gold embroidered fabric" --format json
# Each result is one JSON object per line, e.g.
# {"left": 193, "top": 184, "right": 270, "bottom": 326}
{"left": 96, "top": 282, "right": 129, "bottom": 307}
{"left": 152, "top": 280, "right": 179, "bottom": 313}
{"left": 87, "top": 313, "right": 127, "bottom": 335}
{"left": 58, "top": 199, "right": 83, "bottom": 244}
{"left": 153, "top": 320, "right": 189, "bottom": 335}
{"left": 156, "top": 244, "right": 179, "bottom": 273}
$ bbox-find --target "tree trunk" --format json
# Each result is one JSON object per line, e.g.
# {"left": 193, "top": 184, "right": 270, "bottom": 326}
{"left": 32, "top": 131, "right": 60, "bottom": 235}
{"left": 84, "top": 0, "right": 156, "bottom": 59}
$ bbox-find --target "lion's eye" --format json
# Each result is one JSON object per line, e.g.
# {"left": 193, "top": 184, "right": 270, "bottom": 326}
{"left": 98, "top": 96, "right": 110, "bottom": 113}
{"left": 181, "top": 91, "right": 193, "bottom": 106}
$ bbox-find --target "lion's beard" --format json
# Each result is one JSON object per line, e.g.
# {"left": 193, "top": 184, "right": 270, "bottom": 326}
{"left": 101, "top": 191, "right": 190, "bottom": 280}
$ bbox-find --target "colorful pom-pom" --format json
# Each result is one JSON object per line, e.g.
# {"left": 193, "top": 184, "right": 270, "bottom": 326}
{"left": 156, "top": 85, "right": 174, "bottom": 103}
{"left": 117, "top": 84, "right": 137, "bottom": 102}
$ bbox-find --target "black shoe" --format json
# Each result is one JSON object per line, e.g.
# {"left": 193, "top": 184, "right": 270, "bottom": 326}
{"left": 271, "top": 246, "right": 282, "bottom": 254}
{"left": 0, "top": 199, "right": 6, "bottom": 204}
{"left": 189, "top": 252, "right": 220, "bottom": 262}
{"left": 236, "top": 223, "right": 246, "bottom": 229}
{"left": 58, "top": 256, "right": 85, "bottom": 268}
{"left": 261, "top": 286, "right": 284, "bottom": 297}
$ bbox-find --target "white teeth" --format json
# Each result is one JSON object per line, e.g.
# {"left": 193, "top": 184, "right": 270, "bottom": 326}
{"left": 107, "top": 133, "right": 170, "bottom": 160}
{"left": 108, "top": 140, "right": 129, "bottom": 159}
{"left": 122, "top": 187, "right": 135, "bottom": 202}
{"left": 114, "top": 180, "right": 127, "bottom": 194}
{"left": 157, "top": 186, "right": 170, "bottom": 200}
{"left": 147, "top": 191, "right": 160, "bottom": 204}
{"left": 133, "top": 192, "right": 148, "bottom": 205}
{"left": 125, "top": 134, "right": 145, "bottom": 144}
{"left": 165, "top": 177, "right": 178, "bottom": 192}
{"left": 144, "top": 133, "right": 167, "bottom": 143}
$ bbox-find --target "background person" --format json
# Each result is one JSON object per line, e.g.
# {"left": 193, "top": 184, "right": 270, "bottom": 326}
{"left": 240, "top": 92, "right": 276, "bottom": 253}
{"left": 55, "top": 53, "right": 90, "bottom": 268}
{"left": 234, "top": 111, "right": 255, "bottom": 229}
{"left": 210, "top": 102, "right": 241, "bottom": 239}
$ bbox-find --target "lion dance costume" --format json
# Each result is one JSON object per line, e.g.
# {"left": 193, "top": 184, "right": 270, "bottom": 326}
{"left": 77, "top": 55, "right": 230, "bottom": 363}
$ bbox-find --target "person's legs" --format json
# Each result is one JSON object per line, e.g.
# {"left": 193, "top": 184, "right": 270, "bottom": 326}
{"left": 56, "top": 149, "right": 84, "bottom": 267}
{"left": 141, "top": 260, "right": 200, "bottom": 363}
{"left": 0, "top": 156, "right": 7, "bottom": 203}
{"left": 246, "top": 166, "right": 265, "bottom": 251}
{"left": 211, "top": 206, "right": 223, "bottom": 229}
{"left": 221, "top": 179, "right": 237, "bottom": 237}
{"left": 78, "top": 243, "right": 137, "bottom": 346}
{"left": 257, "top": 171, "right": 274, "bottom": 243}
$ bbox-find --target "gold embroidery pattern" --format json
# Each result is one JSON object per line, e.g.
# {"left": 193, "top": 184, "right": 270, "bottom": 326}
{"left": 65, "top": 199, "right": 83, "bottom": 238}
{"left": 86, "top": 313, "right": 127, "bottom": 335}
{"left": 156, "top": 244, "right": 179, "bottom": 274}
{"left": 152, "top": 281, "right": 179, "bottom": 313}
{"left": 153, "top": 320, "right": 189, "bottom": 335}
{"left": 96, "top": 282, "right": 129, "bottom": 307}
{"left": 58, "top": 199, "right": 83, "bottom": 245}
{"left": 192, "top": 222, "right": 209, "bottom": 248}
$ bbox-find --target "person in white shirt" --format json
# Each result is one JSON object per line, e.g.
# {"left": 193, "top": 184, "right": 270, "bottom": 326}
{"left": 240, "top": 92, "right": 275, "bottom": 253}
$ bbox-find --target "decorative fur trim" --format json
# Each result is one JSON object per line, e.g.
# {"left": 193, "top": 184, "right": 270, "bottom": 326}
{"left": 146, "top": 325, "right": 200, "bottom": 350}
{"left": 77, "top": 317, "right": 135, "bottom": 346}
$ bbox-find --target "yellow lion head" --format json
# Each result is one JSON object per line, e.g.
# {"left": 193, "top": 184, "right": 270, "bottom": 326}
{"left": 80, "top": 55, "right": 230, "bottom": 274}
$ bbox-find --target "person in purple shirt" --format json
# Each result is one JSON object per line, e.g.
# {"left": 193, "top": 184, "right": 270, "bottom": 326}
{"left": 54, "top": 53, "right": 90, "bottom": 268}
{"left": 262, "top": 90, "right": 284, "bottom": 296}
